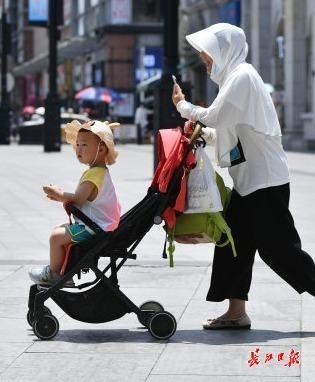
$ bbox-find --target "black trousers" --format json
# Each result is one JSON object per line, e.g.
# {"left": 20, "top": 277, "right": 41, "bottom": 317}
{"left": 207, "top": 183, "right": 315, "bottom": 301}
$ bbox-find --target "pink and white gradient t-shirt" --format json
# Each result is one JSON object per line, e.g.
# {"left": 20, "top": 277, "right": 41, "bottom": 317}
{"left": 76, "top": 166, "right": 121, "bottom": 232}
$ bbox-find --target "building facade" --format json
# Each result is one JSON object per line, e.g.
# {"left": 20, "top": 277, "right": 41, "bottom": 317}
{"left": 2, "top": 0, "right": 315, "bottom": 148}
{"left": 8, "top": 0, "right": 163, "bottom": 122}
{"left": 179, "top": 0, "right": 315, "bottom": 150}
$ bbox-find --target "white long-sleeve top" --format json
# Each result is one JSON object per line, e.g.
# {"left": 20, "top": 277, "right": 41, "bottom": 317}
{"left": 178, "top": 24, "right": 290, "bottom": 196}
{"left": 177, "top": 98, "right": 289, "bottom": 196}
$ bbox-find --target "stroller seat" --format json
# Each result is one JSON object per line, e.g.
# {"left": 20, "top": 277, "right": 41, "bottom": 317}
{"left": 27, "top": 190, "right": 177, "bottom": 341}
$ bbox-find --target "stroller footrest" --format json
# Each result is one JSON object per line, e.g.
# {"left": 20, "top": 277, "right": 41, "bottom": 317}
{"left": 101, "top": 252, "right": 137, "bottom": 260}
{"left": 125, "top": 253, "right": 137, "bottom": 260}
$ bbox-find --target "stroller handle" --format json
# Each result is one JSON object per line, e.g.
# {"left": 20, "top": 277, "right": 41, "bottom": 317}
{"left": 189, "top": 122, "right": 204, "bottom": 144}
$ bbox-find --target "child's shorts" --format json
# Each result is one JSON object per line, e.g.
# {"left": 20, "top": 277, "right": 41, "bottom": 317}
{"left": 65, "top": 223, "right": 94, "bottom": 243}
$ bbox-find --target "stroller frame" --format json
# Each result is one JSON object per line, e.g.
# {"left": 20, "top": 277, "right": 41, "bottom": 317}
{"left": 27, "top": 138, "right": 195, "bottom": 341}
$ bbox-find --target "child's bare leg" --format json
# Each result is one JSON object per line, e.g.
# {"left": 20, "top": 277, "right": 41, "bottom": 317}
{"left": 49, "top": 226, "right": 72, "bottom": 274}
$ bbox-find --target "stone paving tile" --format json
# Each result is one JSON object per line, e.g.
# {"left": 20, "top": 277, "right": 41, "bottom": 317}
{"left": 116, "top": 264, "right": 206, "bottom": 289}
{"left": 300, "top": 343, "right": 315, "bottom": 382}
{"left": 29, "top": 329, "right": 165, "bottom": 354}
{"left": 0, "top": 297, "right": 64, "bottom": 321}
{"left": 0, "top": 318, "right": 40, "bottom": 343}
{"left": 0, "top": 265, "right": 21, "bottom": 281}
{"left": 0, "top": 352, "right": 158, "bottom": 382}
{"left": 0, "top": 242, "right": 11, "bottom": 258}
{"left": 0, "top": 297, "right": 28, "bottom": 319}
{"left": 0, "top": 342, "right": 33, "bottom": 374}
{"left": 148, "top": 377, "right": 300, "bottom": 382}
{"left": 301, "top": 294, "right": 315, "bottom": 333}
{"left": 151, "top": 344, "right": 301, "bottom": 377}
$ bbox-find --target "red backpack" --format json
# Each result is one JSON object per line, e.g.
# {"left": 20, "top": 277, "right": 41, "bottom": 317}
{"left": 151, "top": 127, "right": 196, "bottom": 229}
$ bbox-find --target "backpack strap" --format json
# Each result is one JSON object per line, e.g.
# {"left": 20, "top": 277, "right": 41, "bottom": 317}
{"left": 60, "top": 244, "right": 74, "bottom": 275}
{"left": 162, "top": 226, "right": 168, "bottom": 259}
{"left": 167, "top": 227, "right": 175, "bottom": 268}
{"left": 212, "top": 213, "right": 237, "bottom": 257}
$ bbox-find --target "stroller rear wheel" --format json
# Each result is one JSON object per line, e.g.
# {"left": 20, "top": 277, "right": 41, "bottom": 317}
{"left": 27, "top": 306, "right": 52, "bottom": 327}
{"left": 32, "top": 314, "right": 59, "bottom": 340}
{"left": 148, "top": 311, "right": 177, "bottom": 340}
{"left": 138, "top": 300, "right": 164, "bottom": 327}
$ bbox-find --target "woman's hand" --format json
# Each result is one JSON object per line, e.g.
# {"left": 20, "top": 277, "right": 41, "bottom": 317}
{"left": 184, "top": 120, "right": 194, "bottom": 135}
{"left": 172, "top": 84, "right": 185, "bottom": 106}
{"left": 43, "top": 184, "right": 63, "bottom": 201}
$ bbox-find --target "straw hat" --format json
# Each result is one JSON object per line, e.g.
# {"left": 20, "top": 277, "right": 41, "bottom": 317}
{"left": 65, "top": 119, "right": 120, "bottom": 165}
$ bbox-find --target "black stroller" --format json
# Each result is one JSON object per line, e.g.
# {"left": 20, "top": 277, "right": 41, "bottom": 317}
{"left": 27, "top": 124, "right": 203, "bottom": 341}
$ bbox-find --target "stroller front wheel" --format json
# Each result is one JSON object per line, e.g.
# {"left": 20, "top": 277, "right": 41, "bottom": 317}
{"left": 32, "top": 314, "right": 59, "bottom": 340}
{"left": 27, "top": 306, "right": 52, "bottom": 327}
{"left": 148, "top": 311, "right": 177, "bottom": 340}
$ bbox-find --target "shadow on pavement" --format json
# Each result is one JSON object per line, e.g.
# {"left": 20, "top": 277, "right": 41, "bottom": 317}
{"left": 37, "top": 328, "right": 315, "bottom": 345}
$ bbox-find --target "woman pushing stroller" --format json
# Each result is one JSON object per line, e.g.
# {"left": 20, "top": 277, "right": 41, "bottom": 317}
{"left": 173, "top": 23, "right": 315, "bottom": 329}
{"left": 29, "top": 119, "right": 121, "bottom": 286}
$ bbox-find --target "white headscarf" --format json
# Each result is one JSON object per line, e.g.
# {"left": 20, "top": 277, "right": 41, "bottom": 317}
{"left": 186, "top": 23, "right": 248, "bottom": 86}
{"left": 183, "top": 23, "right": 281, "bottom": 166}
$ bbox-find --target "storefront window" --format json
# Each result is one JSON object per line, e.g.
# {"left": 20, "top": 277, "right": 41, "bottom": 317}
{"left": 133, "top": 0, "right": 162, "bottom": 23}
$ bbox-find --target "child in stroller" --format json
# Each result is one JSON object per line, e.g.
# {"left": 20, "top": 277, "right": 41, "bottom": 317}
{"left": 29, "top": 119, "right": 121, "bottom": 286}
{"left": 27, "top": 122, "right": 205, "bottom": 341}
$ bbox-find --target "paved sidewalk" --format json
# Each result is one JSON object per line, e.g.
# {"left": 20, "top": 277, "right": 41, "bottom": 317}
{"left": 0, "top": 143, "right": 314, "bottom": 381}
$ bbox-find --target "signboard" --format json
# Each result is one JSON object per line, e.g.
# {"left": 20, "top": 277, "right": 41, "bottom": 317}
{"left": 135, "top": 46, "right": 163, "bottom": 84}
{"left": 111, "top": 0, "right": 131, "bottom": 24}
{"left": 218, "top": 0, "right": 241, "bottom": 26}
{"left": 28, "top": 0, "right": 48, "bottom": 26}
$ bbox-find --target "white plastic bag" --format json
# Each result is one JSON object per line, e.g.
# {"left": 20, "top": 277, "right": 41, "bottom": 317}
{"left": 185, "top": 147, "right": 223, "bottom": 213}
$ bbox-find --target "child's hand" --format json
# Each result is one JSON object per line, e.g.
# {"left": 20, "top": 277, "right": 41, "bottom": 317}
{"left": 172, "top": 84, "right": 185, "bottom": 106}
{"left": 43, "top": 184, "right": 63, "bottom": 201}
